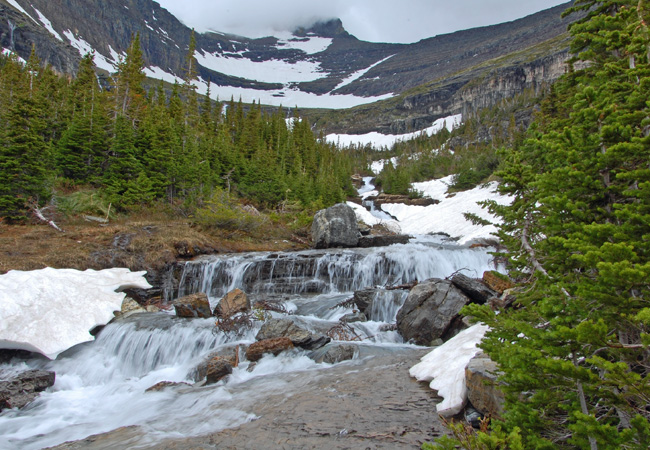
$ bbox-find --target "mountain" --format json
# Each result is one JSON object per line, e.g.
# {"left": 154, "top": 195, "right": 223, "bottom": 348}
{"left": 0, "top": 0, "right": 574, "bottom": 134}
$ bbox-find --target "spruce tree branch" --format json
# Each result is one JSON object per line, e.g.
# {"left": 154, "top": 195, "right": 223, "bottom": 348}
{"left": 573, "top": 352, "right": 599, "bottom": 450}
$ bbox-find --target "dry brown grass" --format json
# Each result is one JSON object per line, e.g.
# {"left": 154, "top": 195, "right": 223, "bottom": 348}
{"left": 0, "top": 213, "right": 310, "bottom": 274}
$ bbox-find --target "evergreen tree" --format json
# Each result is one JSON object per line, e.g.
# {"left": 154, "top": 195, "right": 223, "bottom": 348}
{"left": 458, "top": 2, "right": 650, "bottom": 448}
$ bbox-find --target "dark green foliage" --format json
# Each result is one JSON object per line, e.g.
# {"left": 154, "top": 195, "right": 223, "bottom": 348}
{"left": 0, "top": 36, "right": 356, "bottom": 220}
{"left": 435, "top": 2, "right": 650, "bottom": 449}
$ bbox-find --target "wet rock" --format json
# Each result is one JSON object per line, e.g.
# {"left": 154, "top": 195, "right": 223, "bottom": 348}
{"left": 173, "top": 293, "right": 212, "bottom": 318}
{"left": 0, "top": 369, "right": 55, "bottom": 411}
{"left": 309, "top": 344, "right": 356, "bottom": 364}
{"left": 352, "top": 288, "right": 379, "bottom": 315}
{"left": 482, "top": 271, "right": 514, "bottom": 294}
{"left": 113, "top": 297, "right": 146, "bottom": 319}
{"left": 214, "top": 288, "right": 250, "bottom": 318}
{"left": 190, "top": 347, "right": 240, "bottom": 382}
{"left": 256, "top": 318, "right": 331, "bottom": 350}
{"left": 145, "top": 381, "right": 191, "bottom": 392}
{"left": 340, "top": 312, "right": 367, "bottom": 323}
{"left": 311, "top": 203, "right": 359, "bottom": 249}
{"left": 357, "top": 234, "right": 411, "bottom": 248}
{"left": 246, "top": 337, "right": 294, "bottom": 362}
{"left": 451, "top": 273, "right": 496, "bottom": 305}
{"left": 205, "top": 359, "right": 233, "bottom": 384}
{"left": 464, "top": 405, "right": 485, "bottom": 428}
{"left": 465, "top": 351, "right": 504, "bottom": 418}
{"left": 396, "top": 278, "right": 470, "bottom": 345}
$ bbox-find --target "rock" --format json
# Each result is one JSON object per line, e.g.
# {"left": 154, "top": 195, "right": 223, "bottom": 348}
{"left": 145, "top": 381, "right": 191, "bottom": 392}
{"left": 464, "top": 405, "right": 485, "bottom": 428}
{"left": 340, "top": 312, "right": 367, "bottom": 323}
{"left": 190, "top": 347, "right": 240, "bottom": 382}
{"left": 256, "top": 318, "right": 331, "bottom": 350}
{"left": 451, "top": 273, "right": 496, "bottom": 304}
{"left": 357, "top": 221, "right": 371, "bottom": 236}
{"left": 205, "top": 358, "right": 233, "bottom": 384}
{"left": 213, "top": 288, "right": 250, "bottom": 318}
{"left": 0, "top": 369, "right": 55, "bottom": 411}
{"left": 311, "top": 203, "right": 359, "bottom": 249}
{"left": 368, "top": 193, "right": 440, "bottom": 207}
{"left": 357, "top": 234, "right": 411, "bottom": 248}
{"left": 173, "top": 293, "right": 212, "bottom": 318}
{"left": 465, "top": 351, "right": 504, "bottom": 418}
{"left": 482, "top": 271, "right": 514, "bottom": 294}
{"left": 245, "top": 337, "right": 294, "bottom": 362}
{"left": 309, "top": 344, "right": 356, "bottom": 364}
{"left": 352, "top": 288, "right": 378, "bottom": 315}
{"left": 396, "top": 279, "right": 470, "bottom": 345}
{"left": 113, "top": 297, "right": 146, "bottom": 319}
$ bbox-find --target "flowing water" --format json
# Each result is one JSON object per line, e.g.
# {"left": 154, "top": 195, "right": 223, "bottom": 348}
{"left": 0, "top": 173, "right": 501, "bottom": 449}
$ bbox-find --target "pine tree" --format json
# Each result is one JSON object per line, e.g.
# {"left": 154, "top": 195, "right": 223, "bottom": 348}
{"left": 460, "top": 2, "right": 650, "bottom": 449}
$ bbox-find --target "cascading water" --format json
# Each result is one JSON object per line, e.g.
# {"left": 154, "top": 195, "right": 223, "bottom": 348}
{"left": 0, "top": 232, "right": 501, "bottom": 449}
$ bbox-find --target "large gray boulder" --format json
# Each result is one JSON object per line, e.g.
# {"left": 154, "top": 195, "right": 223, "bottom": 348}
{"left": 466, "top": 351, "right": 505, "bottom": 418}
{"left": 256, "top": 318, "right": 330, "bottom": 350}
{"left": 311, "top": 203, "right": 359, "bottom": 249}
{"left": 396, "top": 279, "right": 470, "bottom": 345}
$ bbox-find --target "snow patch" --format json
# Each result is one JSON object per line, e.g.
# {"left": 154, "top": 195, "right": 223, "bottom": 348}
{"left": 0, "top": 268, "right": 152, "bottom": 359}
{"left": 381, "top": 176, "right": 511, "bottom": 244}
{"left": 2, "top": 48, "right": 26, "bottom": 64}
{"left": 333, "top": 55, "right": 394, "bottom": 91}
{"left": 144, "top": 66, "right": 183, "bottom": 84}
{"left": 63, "top": 30, "right": 116, "bottom": 72}
{"left": 274, "top": 32, "right": 332, "bottom": 54}
{"left": 195, "top": 49, "right": 326, "bottom": 84}
{"left": 326, "top": 114, "right": 462, "bottom": 149}
{"left": 409, "top": 323, "right": 489, "bottom": 416}
{"left": 33, "top": 7, "right": 63, "bottom": 41}
{"left": 5, "top": 0, "right": 37, "bottom": 23}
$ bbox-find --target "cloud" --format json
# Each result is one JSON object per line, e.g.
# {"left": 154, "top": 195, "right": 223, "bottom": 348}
{"left": 155, "top": 0, "right": 570, "bottom": 43}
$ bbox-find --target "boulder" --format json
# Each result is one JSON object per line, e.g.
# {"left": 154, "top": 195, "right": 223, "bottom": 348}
{"left": 451, "top": 273, "right": 497, "bottom": 304}
{"left": 256, "top": 318, "right": 330, "bottom": 350}
{"left": 173, "top": 293, "right": 212, "bottom": 318}
{"left": 396, "top": 279, "right": 470, "bottom": 345}
{"left": 0, "top": 369, "right": 55, "bottom": 411}
{"left": 340, "top": 312, "right": 367, "bottom": 323}
{"left": 311, "top": 203, "right": 359, "bottom": 249}
{"left": 357, "top": 234, "right": 411, "bottom": 248}
{"left": 190, "top": 347, "right": 239, "bottom": 382}
{"left": 113, "top": 297, "right": 146, "bottom": 319}
{"left": 246, "top": 337, "right": 294, "bottom": 362}
{"left": 309, "top": 344, "right": 356, "bottom": 364}
{"left": 465, "top": 351, "right": 504, "bottom": 418}
{"left": 352, "top": 288, "right": 378, "bottom": 315}
{"left": 214, "top": 288, "right": 250, "bottom": 318}
{"left": 205, "top": 359, "right": 233, "bottom": 384}
{"left": 482, "top": 271, "right": 514, "bottom": 294}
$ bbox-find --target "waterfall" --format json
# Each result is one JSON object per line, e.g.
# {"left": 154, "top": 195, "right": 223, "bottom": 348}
{"left": 0, "top": 236, "right": 499, "bottom": 449}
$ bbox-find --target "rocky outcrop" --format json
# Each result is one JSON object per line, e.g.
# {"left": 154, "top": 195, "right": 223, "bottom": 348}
{"left": 213, "top": 289, "right": 250, "bottom": 318}
{"left": 451, "top": 274, "right": 497, "bottom": 305}
{"left": 357, "top": 234, "right": 411, "bottom": 248}
{"left": 256, "top": 318, "right": 330, "bottom": 350}
{"left": 311, "top": 203, "right": 359, "bottom": 249}
{"left": 340, "top": 312, "right": 367, "bottom": 323}
{"left": 173, "top": 293, "right": 212, "bottom": 318}
{"left": 396, "top": 279, "right": 470, "bottom": 345}
{"left": 366, "top": 193, "right": 440, "bottom": 207}
{"left": 246, "top": 337, "right": 294, "bottom": 362}
{"left": 0, "top": 369, "right": 55, "bottom": 411}
{"left": 465, "top": 352, "right": 504, "bottom": 418}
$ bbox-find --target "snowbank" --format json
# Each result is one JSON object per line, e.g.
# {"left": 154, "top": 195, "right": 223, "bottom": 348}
{"left": 0, "top": 268, "right": 152, "bottom": 359}
{"left": 381, "top": 176, "right": 512, "bottom": 244}
{"left": 409, "top": 323, "right": 489, "bottom": 416}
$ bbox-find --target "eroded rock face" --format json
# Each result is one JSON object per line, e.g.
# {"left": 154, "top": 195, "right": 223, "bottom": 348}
{"left": 256, "top": 318, "right": 330, "bottom": 350}
{"left": 465, "top": 352, "right": 504, "bottom": 418}
{"left": 0, "top": 369, "right": 55, "bottom": 412}
{"left": 214, "top": 289, "right": 250, "bottom": 318}
{"left": 173, "top": 293, "right": 212, "bottom": 318}
{"left": 311, "top": 203, "right": 359, "bottom": 249}
{"left": 396, "top": 279, "right": 470, "bottom": 345}
{"left": 246, "top": 337, "right": 294, "bottom": 362}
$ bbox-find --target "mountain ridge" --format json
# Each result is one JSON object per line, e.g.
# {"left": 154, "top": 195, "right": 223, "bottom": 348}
{"left": 0, "top": 0, "right": 574, "bottom": 133}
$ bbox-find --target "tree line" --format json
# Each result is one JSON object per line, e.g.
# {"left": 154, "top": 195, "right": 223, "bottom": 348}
{"left": 0, "top": 33, "right": 355, "bottom": 222}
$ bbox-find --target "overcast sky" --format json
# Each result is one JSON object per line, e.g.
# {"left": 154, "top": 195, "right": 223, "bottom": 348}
{"left": 154, "top": 0, "right": 570, "bottom": 43}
